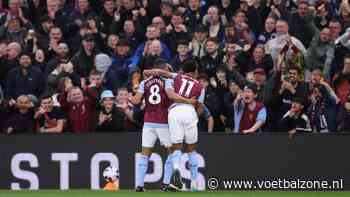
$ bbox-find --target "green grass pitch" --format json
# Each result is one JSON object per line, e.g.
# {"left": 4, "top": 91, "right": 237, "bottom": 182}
{"left": 0, "top": 190, "right": 349, "bottom": 197}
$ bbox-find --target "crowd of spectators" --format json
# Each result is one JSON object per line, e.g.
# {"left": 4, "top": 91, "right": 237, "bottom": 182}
{"left": 1, "top": 0, "right": 350, "bottom": 134}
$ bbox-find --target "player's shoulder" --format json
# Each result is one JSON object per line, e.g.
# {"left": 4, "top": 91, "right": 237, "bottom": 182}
{"left": 143, "top": 76, "right": 155, "bottom": 83}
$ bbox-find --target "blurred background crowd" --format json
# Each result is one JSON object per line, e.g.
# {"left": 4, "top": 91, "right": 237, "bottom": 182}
{"left": 1, "top": 0, "right": 350, "bottom": 134}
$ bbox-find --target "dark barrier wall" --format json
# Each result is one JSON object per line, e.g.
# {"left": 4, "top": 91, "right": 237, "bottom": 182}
{"left": 0, "top": 133, "right": 349, "bottom": 190}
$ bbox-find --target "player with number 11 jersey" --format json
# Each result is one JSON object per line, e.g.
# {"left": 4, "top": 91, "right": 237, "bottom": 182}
{"left": 132, "top": 60, "right": 196, "bottom": 192}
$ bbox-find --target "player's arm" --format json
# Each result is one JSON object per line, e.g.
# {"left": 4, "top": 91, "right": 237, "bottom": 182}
{"left": 166, "top": 89, "right": 197, "bottom": 105}
{"left": 143, "top": 69, "right": 174, "bottom": 78}
{"left": 130, "top": 81, "right": 144, "bottom": 105}
{"left": 164, "top": 79, "right": 197, "bottom": 105}
{"left": 195, "top": 88, "right": 206, "bottom": 117}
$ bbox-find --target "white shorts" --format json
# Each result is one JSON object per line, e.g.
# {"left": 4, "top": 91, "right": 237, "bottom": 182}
{"left": 168, "top": 105, "right": 198, "bottom": 144}
{"left": 142, "top": 127, "right": 171, "bottom": 148}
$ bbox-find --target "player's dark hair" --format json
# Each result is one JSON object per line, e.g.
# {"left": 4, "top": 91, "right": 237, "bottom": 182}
{"left": 182, "top": 59, "right": 198, "bottom": 73}
{"left": 154, "top": 58, "right": 168, "bottom": 69}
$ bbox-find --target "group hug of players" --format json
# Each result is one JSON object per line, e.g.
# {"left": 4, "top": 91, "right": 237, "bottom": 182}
{"left": 131, "top": 58, "right": 205, "bottom": 192}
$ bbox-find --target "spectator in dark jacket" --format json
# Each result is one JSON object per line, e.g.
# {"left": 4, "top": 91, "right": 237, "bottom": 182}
{"left": 0, "top": 42, "right": 21, "bottom": 88}
{"left": 6, "top": 52, "right": 44, "bottom": 100}
{"left": 199, "top": 37, "right": 224, "bottom": 78}
{"left": 288, "top": 1, "right": 319, "bottom": 48}
{"left": 307, "top": 70, "right": 338, "bottom": 132}
{"left": 279, "top": 96, "right": 311, "bottom": 134}
{"left": 4, "top": 95, "right": 35, "bottom": 134}
{"left": 183, "top": 0, "right": 207, "bottom": 33}
{"left": 71, "top": 34, "right": 99, "bottom": 81}
{"left": 110, "top": 39, "right": 138, "bottom": 88}
{"left": 96, "top": 90, "right": 125, "bottom": 132}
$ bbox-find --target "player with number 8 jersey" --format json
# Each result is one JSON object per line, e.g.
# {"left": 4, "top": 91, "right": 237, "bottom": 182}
{"left": 144, "top": 59, "right": 205, "bottom": 191}
{"left": 132, "top": 59, "right": 197, "bottom": 192}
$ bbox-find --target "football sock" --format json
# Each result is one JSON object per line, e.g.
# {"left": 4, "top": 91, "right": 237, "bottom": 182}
{"left": 136, "top": 154, "right": 149, "bottom": 187}
{"left": 172, "top": 150, "right": 182, "bottom": 171}
{"left": 163, "top": 154, "right": 173, "bottom": 184}
{"left": 188, "top": 151, "right": 198, "bottom": 181}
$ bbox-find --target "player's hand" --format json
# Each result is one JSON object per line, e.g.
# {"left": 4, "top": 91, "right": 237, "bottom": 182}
{"left": 188, "top": 97, "right": 198, "bottom": 106}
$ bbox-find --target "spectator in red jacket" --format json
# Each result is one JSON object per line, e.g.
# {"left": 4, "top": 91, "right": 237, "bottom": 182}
{"left": 59, "top": 80, "right": 97, "bottom": 133}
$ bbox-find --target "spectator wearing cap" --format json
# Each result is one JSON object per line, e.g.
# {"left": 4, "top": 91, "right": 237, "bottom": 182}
{"left": 169, "top": 39, "right": 192, "bottom": 72}
{"left": 199, "top": 37, "right": 225, "bottom": 78}
{"left": 305, "top": 27, "right": 334, "bottom": 80}
{"left": 279, "top": 96, "right": 311, "bottom": 134}
{"left": 71, "top": 33, "right": 99, "bottom": 80}
{"left": 35, "top": 94, "right": 65, "bottom": 133}
{"left": 183, "top": 0, "right": 206, "bottom": 33}
{"left": 233, "top": 83, "right": 267, "bottom": 133}
{"left": 110, "top": 38, "right": 138, "bottom": 88}
{"left": 192, "top": 24, "right": 208, "bottom": 59}
{"left": 3, "top": 94, "right": 36, "bottom": 134}
{"left": 96, "top": 90, "right": 126, "bottom": 132}
{"left": 6, "top": 52, "right": 44, "bottom": 100}
{"left": 288, "top": 1, "right": 319, "bottom": 48}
